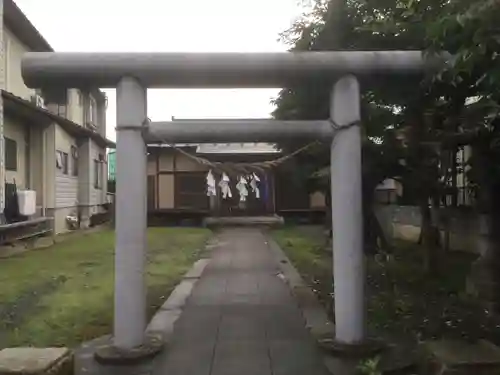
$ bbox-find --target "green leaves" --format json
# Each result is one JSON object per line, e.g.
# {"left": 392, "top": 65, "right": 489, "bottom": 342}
{"left": 273, "top": 0, "right": 500, "bottom": 206}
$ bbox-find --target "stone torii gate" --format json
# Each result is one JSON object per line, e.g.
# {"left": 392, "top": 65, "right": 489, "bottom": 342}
{"left": 22, "top": 51, "right": 440, "bottom": 354}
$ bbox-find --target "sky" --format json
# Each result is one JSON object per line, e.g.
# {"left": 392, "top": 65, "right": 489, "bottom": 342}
{"left": 13, "top": 0, "right": 305, "bottom": 142}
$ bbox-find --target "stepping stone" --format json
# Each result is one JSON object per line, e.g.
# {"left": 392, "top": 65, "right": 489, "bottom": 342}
{"left": 419, "top": 340, "right": 500, "bottom": 375}
{"left": 0, "top": 348, "right": 73, "bottom": 375}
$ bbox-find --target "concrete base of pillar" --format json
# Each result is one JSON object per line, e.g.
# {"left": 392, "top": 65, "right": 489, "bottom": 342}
{"left": 93, "top": 333, "right": 164, "bottom": 365}
{"left": 317, "top": 336, "right": 386, "bottom": 358}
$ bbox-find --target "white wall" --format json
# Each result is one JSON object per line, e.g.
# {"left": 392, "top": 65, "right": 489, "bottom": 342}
{"left": 3, "top": 26, "right": 35, "bottom": 99}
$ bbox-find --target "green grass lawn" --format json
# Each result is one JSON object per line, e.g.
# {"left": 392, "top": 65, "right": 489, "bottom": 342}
{"left": 272, "top": 226, "right": 500, "bottom": 345}
{"left": 272, "top": 227, "right": 334, "bottom": 313}
{"left": 0, "top": 227, "right": 211, "bottom": 348}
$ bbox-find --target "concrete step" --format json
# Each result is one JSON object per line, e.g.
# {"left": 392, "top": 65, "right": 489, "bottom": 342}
{"left": 203, "top": 215, "right": 284, "bottom": 228}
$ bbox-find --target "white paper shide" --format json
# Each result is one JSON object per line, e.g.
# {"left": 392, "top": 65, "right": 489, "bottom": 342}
{"left": 206, "top": 170, "right": 217, "bottom": 196}
{"left": 219, "top": 172, "right": 232, "bottom": 199}
{"left": 236, "top": 176, "right": 249, "bottom": 202}
{"left": 249, "top": 173, "right": 260, "bottom": 199}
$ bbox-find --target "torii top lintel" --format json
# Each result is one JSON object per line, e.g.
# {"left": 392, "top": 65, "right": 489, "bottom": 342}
{"left": 21, "top": 51, "right": 447, "bottom": 89}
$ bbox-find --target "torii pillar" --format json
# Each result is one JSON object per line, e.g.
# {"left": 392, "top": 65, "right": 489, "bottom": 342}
{"left": 330, "top": 75, "right": 364, "bottom": 343}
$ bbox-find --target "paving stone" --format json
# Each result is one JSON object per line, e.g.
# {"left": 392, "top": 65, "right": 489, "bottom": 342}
{"left": 218, "top": 314, "right": 267, "bottom": 340}
{"left": 187, "top": 278, "right": 227, "bottom": 306}
{"left": 148, "top": 228, "right": 330, "bottom": 375}
{"left": 174, "top": 315, "right": 221, "bottom": 343}
{"left": 145, "top": 308, "right": 182, "bottom": 340}
{"left": 222, "top": 292, "right": 262, "bottom": 305}
{"left": 184, "top": 259, "right": 211, "bottom": 279}
{"left": 259, "top": 290, "right": 297, "bottom": 305}
{"left": 155, "top": 341, "right": 216, "bottom": 375}
{"left": 0, "top": 348, "right": 73, "bottom": 375}
{"left": 225, "top": 276, "right": 259, "bottom": 295}
{"left": 158, "top": 279, "right": 196, "bottom": 310}
{"left": 269, "top": 340, "right": 332, "bottom": 375}
{"left": 188, "top": 293, "right": 227, "bottom": 306}
{"left": 211, "top": 341, "right": 272, "bottom": 375}
{"left": 265, "top": 310, "right": 309, "bottom": 340}
{"left": 174, "top": 307, "right": 221, "bottom": 331}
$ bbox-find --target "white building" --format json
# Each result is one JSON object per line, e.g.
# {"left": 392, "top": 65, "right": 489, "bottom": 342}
{"left": 0, "top": 0, "right": 115, "bottom": 235}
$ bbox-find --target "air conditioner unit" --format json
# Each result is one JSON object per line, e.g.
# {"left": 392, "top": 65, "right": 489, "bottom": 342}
{"left": 31, "top": 94, "right": 45, "bottom": 109}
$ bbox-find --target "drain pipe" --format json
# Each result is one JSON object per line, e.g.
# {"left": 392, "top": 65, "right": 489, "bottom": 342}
{"left": 41, "top": 126, "right": 47, "bottom": 217}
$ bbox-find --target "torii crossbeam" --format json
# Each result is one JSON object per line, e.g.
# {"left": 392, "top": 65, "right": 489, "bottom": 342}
{"left": 21, "top": 51, "right": 445, "bottom": 357}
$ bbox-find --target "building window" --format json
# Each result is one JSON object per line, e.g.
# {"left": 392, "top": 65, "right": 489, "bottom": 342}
{"left": 94, "top": 159, "right": 101, "bottom": 189}
{"left": 88, "top": 96, "right": 97, "bottom": 125}
{"left": 71, "top": 146, "right": 78, "bottom": 176}
{"left": 4, "top": 137, "right": 17, "bottom": 171}
{"left": 56, "top": 150, "right": 68, "bottom": 174}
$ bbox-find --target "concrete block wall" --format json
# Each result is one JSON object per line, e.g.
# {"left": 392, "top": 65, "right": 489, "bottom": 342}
{"left": 375, "top": 205, "right": 479, "bottom": 254}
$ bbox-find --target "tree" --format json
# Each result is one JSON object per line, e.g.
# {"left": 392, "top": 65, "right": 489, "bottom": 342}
{"left": 273, "top": 0, "right": 427, "bottom": 254}
{"left": 425, "top": 0, "right": 500, "bottom": 306}
{"left": 273, "top": 0, "right": 500, "bottom": 274}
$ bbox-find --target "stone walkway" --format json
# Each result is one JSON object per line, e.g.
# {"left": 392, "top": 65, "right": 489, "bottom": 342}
{"left": 76, "top": 227, "right": 331, "bottom": 375}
